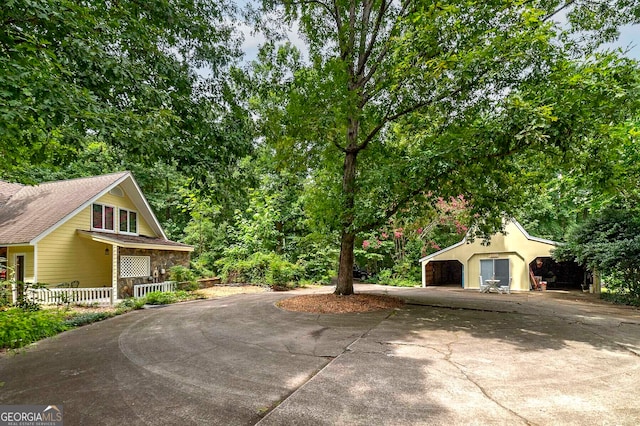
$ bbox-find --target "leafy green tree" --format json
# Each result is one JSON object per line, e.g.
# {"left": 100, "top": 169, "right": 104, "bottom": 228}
{"left": 250, "top": 0, "right": 640, "bottom": 295}
{"left": 513, "top": 59, "right": 640, "bottom": 240}
{"left": 1, "top": 0, "right": 259, "bottom": 249}
{"left": 1, "top": 0, "right": 250, "bottom": 184}
{"left": 554, "top": 207, "right": 640, "bottom": 300}
{"left": 233, "top": 170, "right": 306, "bottom": 257}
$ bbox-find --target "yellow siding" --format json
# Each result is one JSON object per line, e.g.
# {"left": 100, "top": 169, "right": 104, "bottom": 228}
{"left": 7, "top": 246, "right": 35, "bottom": 283}
{"left": 37, "top": 209, "right": 112, "bottom": 287}
{"left": 95, "top": 190, "right": 155, "bottom": 236}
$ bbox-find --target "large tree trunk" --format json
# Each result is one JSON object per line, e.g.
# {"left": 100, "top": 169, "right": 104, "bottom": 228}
{"left": 335, "top": 124, "right": 359, "bottom": 295}
{"left": 336, "top": 230, "right": 356, "bottom": 295}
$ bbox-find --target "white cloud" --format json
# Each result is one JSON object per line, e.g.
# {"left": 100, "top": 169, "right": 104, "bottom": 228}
{"left": 238, "top": 21, "right": 308, "bottom": 64}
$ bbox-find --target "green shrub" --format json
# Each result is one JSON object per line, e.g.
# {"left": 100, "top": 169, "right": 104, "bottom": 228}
{"left": 176, "top": 281, "right": 199, "bottom": 291}
{"left": 235, "top": 252, "right": 273, "bottom": 283}
{"left": 1, "top": 281, "right": 12, "bottom": 308}
{"left": 144, "top": 291, "right": 178, "bottom": 305}
{"left": 374, "top": 269, "right": 393, "bottom": 284}
{"left": 371, "top": 268, "right": 419, "bottom": 287}
{"left": 169, "top": 265, "right": 197, "bottom": 283}
{"left": 554, "top": 208, "right": 640, "bottom": 299}
{"left": 217, "top": 252, "right": 305, "bottom": 288}
{"left": 170, "top": 265, "right": 199, "bottom": 291}
{"left": 266, "top": 257, "right": 302, "bottom": 287}
{"left": 63, "top": 311, "right": 114, "bottom": 327}
{"left": 173, "top": 290, "right": 199, "bottom": 301}
{"left": 143, "top": 290, "right": 199, "bottom": 305}
{"left": 116, "top": 297, "right": 146, "bottom": 314}
{"left": 0, "top": 308, "right": 68, "bottom": 349}
{"left": 8, "top": 281, "right": 47, "bottom": 311}
{"left": 127, "top": 298, "right": 145, "bottom": 308}
{"left": 388, "top": 278, "right": 420, "bottom": 287}
{"left": 601, "top": 291, "right": 640, "bottom": 307}
{"left": 296, "top": 246, "right": 339, "bottom": 283}
{"left": 189, "top": 260, "right": 213, "bottom": 279}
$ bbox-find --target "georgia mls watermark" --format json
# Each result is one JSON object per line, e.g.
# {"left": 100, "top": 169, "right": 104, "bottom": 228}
{"left": 0, "top": 405, "right": 63, "bottom": 426}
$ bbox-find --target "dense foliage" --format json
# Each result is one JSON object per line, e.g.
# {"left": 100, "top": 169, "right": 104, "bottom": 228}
{"left": 554, "top": 207, "right": 640, "bottom": 300}
{"left": 1, "top": 0, "right": 247, "bottom": 174}
{"left": 0, "top": 308, "right": 68, "bottom": 349}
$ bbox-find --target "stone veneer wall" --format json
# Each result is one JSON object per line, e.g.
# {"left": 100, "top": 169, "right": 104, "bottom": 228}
{"left": 117, "top": 248, "right": 190, "bottom": 298}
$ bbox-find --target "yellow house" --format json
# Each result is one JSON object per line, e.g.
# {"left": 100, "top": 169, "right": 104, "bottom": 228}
{"left": 0, "top": 172, "right": 193, "bottom": 302}
{"left": 419, "top": 219, "right": 591, "bottom": 292}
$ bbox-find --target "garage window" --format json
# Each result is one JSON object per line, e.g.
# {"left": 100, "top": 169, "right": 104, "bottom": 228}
{"left": 480, "top": 259, "right": 510, "bottom": 284}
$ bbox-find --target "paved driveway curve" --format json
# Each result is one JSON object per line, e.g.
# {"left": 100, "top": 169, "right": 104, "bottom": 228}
{"left": 1, "top": 285, "right": 640, "bottom": 425}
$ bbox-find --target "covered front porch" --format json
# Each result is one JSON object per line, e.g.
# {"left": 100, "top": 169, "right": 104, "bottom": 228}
{"left": 77, "top": 230, "right": 193, "bottom": 303}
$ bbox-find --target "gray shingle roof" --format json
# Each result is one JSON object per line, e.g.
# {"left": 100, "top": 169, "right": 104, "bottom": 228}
{"left": 0, "top": 172, "right": 130, "bottom": 244}
{"left": 0, "top": 181, "right": 24, "bottom": 206}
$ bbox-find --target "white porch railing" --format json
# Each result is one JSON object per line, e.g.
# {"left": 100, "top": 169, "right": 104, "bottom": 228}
{"left": 134, "top": 281, "right": 176, "bottom": 299}
{"left": 5, "top": 281, "right": 177, "bottom": 306}
{"left": 28, "top": 287, "right": 113, "bottom": 305}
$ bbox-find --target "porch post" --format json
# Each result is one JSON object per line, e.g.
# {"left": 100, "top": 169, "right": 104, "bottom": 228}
{"left": 421, "top": 261, "right": 426, "bottom": 288}
{"left": 111, "top": 244, "right": 118, "bottom": 305}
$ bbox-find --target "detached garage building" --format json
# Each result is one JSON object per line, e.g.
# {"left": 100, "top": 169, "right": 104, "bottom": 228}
{"left": 419, "top": 219, "right": 592, "bottom": 292}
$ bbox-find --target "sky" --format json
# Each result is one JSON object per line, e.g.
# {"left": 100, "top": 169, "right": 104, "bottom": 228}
{"left": 238, "top": 17, "right": 640, "bottom": 64}
{"left": 238, "top": 22, "right": 306, "bottom": 64}
{"left": 604, "top": 25, "right": 640, "bottom": 59}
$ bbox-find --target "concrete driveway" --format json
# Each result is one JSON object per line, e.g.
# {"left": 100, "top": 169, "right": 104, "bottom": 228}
{"left": 1, "top": 285, "right": 639, "bottom": 425}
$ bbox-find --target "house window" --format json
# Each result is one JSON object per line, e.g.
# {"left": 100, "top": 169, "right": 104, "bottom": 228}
{"left": 119, "top": 209, "right": 138, "bottom": 234}
{"left": 480, "top": 259, "right": 510, "bottom": 284}
{"left": 92, "top": 203, "right": 115, "bottom": 231}
{"left": 120, "top": 256, "right": 150, "bottom": 278}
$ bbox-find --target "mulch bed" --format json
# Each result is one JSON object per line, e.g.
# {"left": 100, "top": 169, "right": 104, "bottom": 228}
{"left": 277, "top": 293, "right": 404, "bottom": 314}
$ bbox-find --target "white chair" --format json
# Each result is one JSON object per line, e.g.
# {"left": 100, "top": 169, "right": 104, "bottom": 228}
{"left": 479, "top": 275, "right": 490, "bottom": 293}
{"left": 499, "top": 277, "right": 512, "bottom": 294}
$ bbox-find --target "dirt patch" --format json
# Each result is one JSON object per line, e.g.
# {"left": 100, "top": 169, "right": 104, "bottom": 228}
{"left": 277, "top": 293, "right": 404, "bottom": 314}
{"left": 196, "top": 285, "right": 268, "bottom": 298}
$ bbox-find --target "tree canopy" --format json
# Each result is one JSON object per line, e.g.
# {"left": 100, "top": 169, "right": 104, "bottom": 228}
{"left": 1, "top": 0, "right": 251, "bottom": 186}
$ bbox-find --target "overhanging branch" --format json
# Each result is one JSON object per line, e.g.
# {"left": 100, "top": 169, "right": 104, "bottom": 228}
{"left": 353, "top": 138, "right": 530, "bottom": 234}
